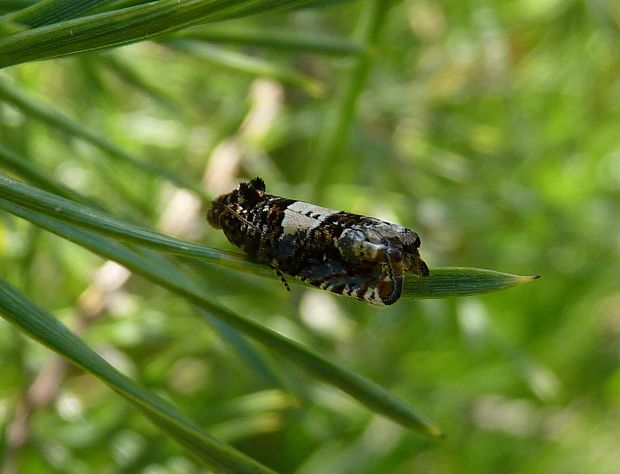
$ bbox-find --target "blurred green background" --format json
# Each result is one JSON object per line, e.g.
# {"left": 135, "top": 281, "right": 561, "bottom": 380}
{"left": 1, "top": 0, "right": 620, "bottom": 472}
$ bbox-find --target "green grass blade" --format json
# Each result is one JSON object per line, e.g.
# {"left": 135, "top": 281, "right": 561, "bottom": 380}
{"left": 0, "top": 194, "right": 443, "bottom": 438}
{"left": 403, "top": 268, "right": 541, "bottom": 299}
{"left": 88, "top": 1, "right": 175, "bottom": 15}
{"left": 167, "top": 41, "right": 324, "bottom": 96}
{"left": 99, "top": 53, "right": 181, "bottom": 115}
{"left": 0, "top": 278, "right": 275, "bottom": 474}
{"left": 0, "top": 0, "right": 324, "bottom": 68}
{"left": 0, "top": 77, "right": 209, "bottom": 200}
{"left": 5, "top": 0, "right": 114, "bottom": 28}
{"left": 0, "top": 172, "right": 227, "bottom": 260}
{"left": 171, "top": 26, "right": 364, "bottom": 56}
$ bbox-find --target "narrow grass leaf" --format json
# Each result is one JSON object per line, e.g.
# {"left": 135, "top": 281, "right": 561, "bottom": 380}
{"left": 171, "top": 26, "right": 364, "bottom": 56}
{"left": 0, "top": 172, "right": 230, "bottom": 261}
{"left": 0, "top": 0, "right": 324, "bottom": 68}
{"left": 0, "top": 195, "right": 443, "bottom": 437}
{"left": 0, "top": 278, "right": 275, "bottom": 474}
{"left": 5, "top": 0, "right": 113, "bottom": 28}
{"left": 167, "top": 41, "right": 324, "bottom": 96}
{"left": 88, "top": 0, "right": 161, "bottom": 14}
{"left": 99, "top": 53, "right": 181, "bottom": 115}
{"left": 403, "top": 268, "right": 540, "bottom": 299}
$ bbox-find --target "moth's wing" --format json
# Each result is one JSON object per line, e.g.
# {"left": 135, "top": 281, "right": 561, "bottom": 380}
{"left": 279, "top": 201, "right": 340, "bottom": 235}
{"left": 297, "top": 259, "right": 386, "bottom": 306}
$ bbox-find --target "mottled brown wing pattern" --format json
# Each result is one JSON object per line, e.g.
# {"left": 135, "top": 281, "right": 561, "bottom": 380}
{"left": 207, "top": 178, "right": 429, "bottom": 305}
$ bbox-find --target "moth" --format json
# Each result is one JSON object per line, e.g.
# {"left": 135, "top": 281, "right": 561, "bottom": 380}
{"left": 207, "top": 178, "right": 429, "bottom": 305}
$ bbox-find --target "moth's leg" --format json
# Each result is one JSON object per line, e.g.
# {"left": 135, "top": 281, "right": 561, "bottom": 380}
{"left": 375, "top": 239, "right": 405, "bottom": 305}
{"left": 272, "top": 267, "right": 291, "bottom": 291}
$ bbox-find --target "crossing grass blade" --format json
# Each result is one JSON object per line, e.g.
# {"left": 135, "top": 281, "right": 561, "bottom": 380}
{"left": 98, "top": 53, "right": 181, "bottom": 115}
{"left": 4, "top": 0, "right": 114, "bottom": 28}
{"left": 166, "top": 41, "right": 324, "bottom": 96}
{"left": 0, "top": 0, "right": 326, "bottom": 68}
{"left": 169, "top": 26, "right": 364, "bottom": 56}
{"left": 0, "top": 278, "right": 275, "bottom": 474}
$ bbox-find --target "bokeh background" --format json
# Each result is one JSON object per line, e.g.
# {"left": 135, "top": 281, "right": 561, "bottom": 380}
{"left": 1, "top": 0, "right": 620, "bottom": 472}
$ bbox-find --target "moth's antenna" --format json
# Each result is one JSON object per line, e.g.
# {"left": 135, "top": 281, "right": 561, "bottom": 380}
{"left": 213, "top": 201, "right": 264, "bottom": 234}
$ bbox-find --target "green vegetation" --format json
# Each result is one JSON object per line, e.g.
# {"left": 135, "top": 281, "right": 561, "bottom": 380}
{"left": 0, "top": 0, "right": 618, "bottom": 472}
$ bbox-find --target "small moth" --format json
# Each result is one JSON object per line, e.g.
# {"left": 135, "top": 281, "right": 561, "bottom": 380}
{"left": 207, "top": 178, "right": 429, "bottom": 305}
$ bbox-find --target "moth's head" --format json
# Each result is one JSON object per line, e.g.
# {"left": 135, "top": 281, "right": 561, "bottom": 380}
{"left": 207, "top": 177, "right": 266, "bottom": 228}
{"left": 404, "top": 249, "right": 429, "bottom": 276}
{"left": 362, "top": 221, "right": 429, "bottom": 276}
